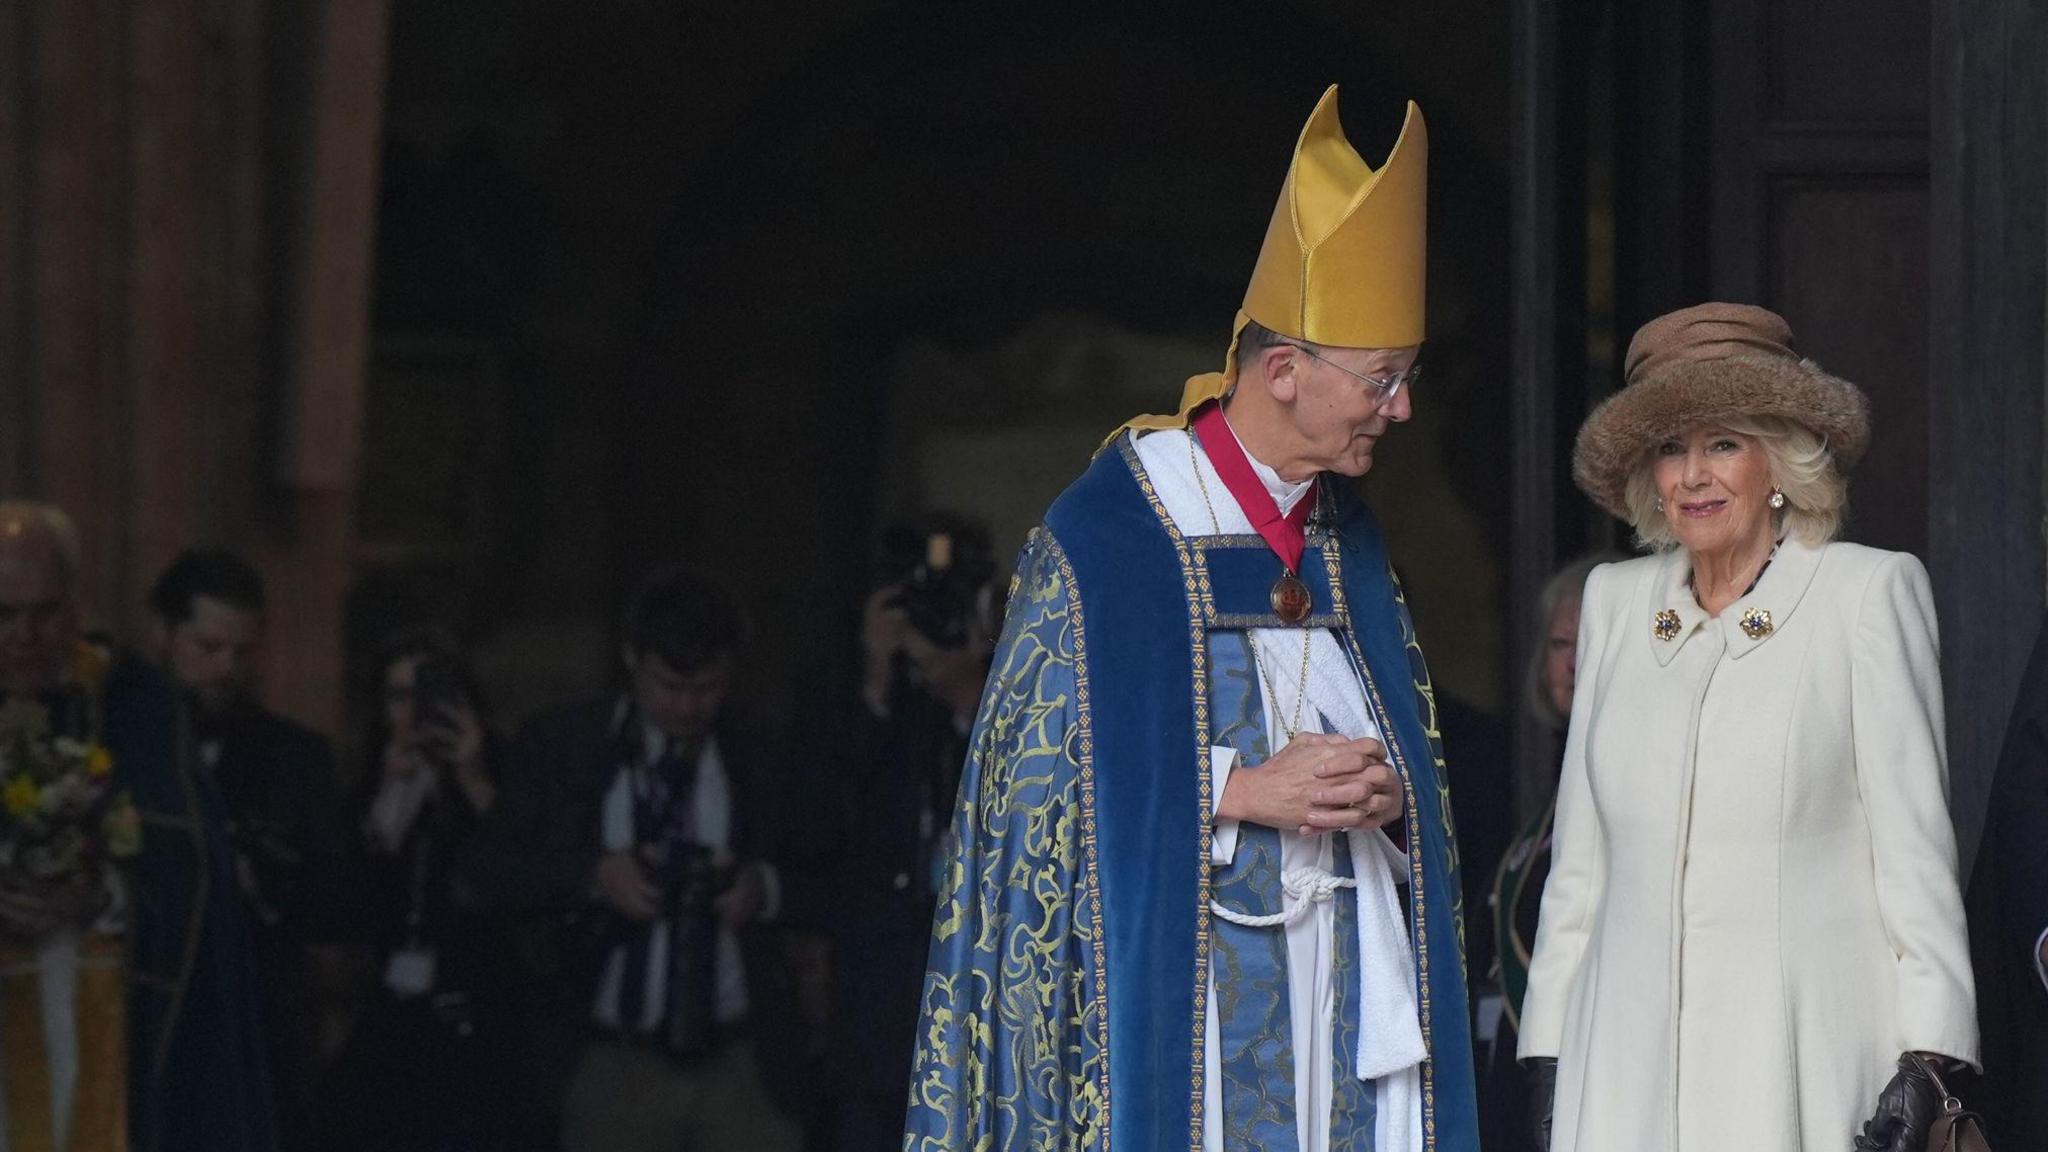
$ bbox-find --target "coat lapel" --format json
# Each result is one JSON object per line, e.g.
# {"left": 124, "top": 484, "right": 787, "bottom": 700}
{"left": 1723, "top": 538, "right": 1825, "bottom": 660}
{"left": 1648, "top": 550, "right": 1710, "bottom": 667}
{"left": 1647, "top": 538, "right": 1827, "bottom": 665}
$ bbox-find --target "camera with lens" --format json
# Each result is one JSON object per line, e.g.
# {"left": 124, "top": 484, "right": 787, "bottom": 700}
{"left": 409, "top": 655, "right": 468, "bottom": 764}
{"left": 658, "top": 842, "right": 730, "bottom": 1060}
{"left": 879, "top": 515, "right": 997, "bottom": 651}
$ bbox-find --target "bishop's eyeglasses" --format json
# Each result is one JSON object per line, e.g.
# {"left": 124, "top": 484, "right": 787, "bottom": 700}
{"left": 1280, "top": 342, "right": 1419, "bottom": 402}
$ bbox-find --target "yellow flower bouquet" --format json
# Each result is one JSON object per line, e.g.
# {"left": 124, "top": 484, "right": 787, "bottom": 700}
{"left": 0, "top": 698, "right": 139, "bottom": 895}
{"left": 0, "top": 693, "right": 135, "bottom": 1152}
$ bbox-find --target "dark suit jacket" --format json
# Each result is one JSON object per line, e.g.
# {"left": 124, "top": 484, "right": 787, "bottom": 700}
{"left": 793, "top": 684, "right": 964, "bottom": 1109}
{"left": 1438, "top": 694, "right": 1511, "bottom": 993}
{"left": 454, "top": 696, "right": 807, "bottom": 1114}
{"left": 1968, "top": 626, "right": 2048, "bottom": 1140}
{"left": 195, "top": 699, "right": 354, "bottom": 1148}
{"left": 201, "top": 700, "right": 354, "bottom": 936}
{"left": 122, "top": 662, "right": 279, "bottom": 1152}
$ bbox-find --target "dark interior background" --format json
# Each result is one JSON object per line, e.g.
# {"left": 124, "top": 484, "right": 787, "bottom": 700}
{"left": 357, "top": 1, "right": 1516, "bottom": 730}
{"left": 0, "top": 0, "right": 2035, "bottom": 875}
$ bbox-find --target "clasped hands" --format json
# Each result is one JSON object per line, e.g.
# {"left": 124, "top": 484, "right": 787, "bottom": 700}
{"left": 1216, "top": 732, "right": 1401, "bottom": 838}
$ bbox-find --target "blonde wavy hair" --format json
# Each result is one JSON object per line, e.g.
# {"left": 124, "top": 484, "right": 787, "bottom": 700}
{"left": 1522, "top": 552, "right": 1620, "bottom": 732}
{"left": 1621, "top": 414, "right": 1846, "bottom": 551}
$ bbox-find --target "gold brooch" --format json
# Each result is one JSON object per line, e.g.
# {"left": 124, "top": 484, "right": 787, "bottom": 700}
{"left": 1739, "top": 607, "right": 1773, "bottom": 640}
{"left": 1653, "top": 609, "right": 1682, "bottom": 642}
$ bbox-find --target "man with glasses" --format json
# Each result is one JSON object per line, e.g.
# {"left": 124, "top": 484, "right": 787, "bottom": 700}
{"left": 904, "top": 86, "right": 1480, "bottom": 1152}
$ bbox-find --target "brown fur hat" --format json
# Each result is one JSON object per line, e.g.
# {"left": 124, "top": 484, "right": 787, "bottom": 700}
{"left": 1573, "top": 303, "right": 1870, "bottom": 519}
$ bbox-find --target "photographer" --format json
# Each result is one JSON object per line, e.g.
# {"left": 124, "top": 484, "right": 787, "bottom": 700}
{"left": 325, "top": 627, "right": 517, "bottom": 1151}
{"left": 797, "top": 515, "right": 999, "bottom": 1152}
{"left": 454, "top": 569, "right": 803, "bottom": 1152}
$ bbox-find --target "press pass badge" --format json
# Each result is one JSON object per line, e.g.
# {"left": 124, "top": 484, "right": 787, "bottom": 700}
{"left": 384, "top": 945, "right": 437, "bottom": 999}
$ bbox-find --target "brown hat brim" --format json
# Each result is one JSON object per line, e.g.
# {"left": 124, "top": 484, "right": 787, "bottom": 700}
{"left": 1572, "top": 354, "right": 1870, "bottom": 520}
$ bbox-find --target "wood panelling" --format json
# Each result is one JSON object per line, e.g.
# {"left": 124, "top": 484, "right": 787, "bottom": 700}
{"left": 29, "top": 0, "right": 124, "bottom": 614}
{"left": 1764, "top": 0, "right": 1928, "bottom": 129}
{"left": 286, "top": 0, "right": 388, "bottom": 494}
{"left": 1709, "top": 0, "right": 1931, "bottom": 557}
{"left": 127, "top": 0, "right": 208, "bottom": 608}
{"left": 1509, "top": 0, "right": 1565, "bottom": 813}
{"left": 1930, "top": 0, "right": 2047, "bottom": 869}
{"left": 0, "top": 5, "right": 25, "bottom": 494}
{"left": 0, "top": 0, "right": 386, "bottom": 732}
{"left": 1611, "top": 0, "right": 1711, "bottom": 336}
{"left": 1768, "top": 178, "right": 1929, "bottom": 553}
{"left": 1521, "top": 0, "right": 2044, "bottom": 863}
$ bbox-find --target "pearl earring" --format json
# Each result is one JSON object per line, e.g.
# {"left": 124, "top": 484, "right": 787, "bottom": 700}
{"left": 1769, "top": 490, "right": 1787, "bottom": 510}
{"left": 1655, "top": 498, "right": 1665, "bottom": 513}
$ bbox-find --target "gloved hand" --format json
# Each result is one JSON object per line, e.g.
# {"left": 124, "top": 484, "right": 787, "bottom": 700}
{"left": 1524, "top": 1056, "right": 1557, "bottom": 1151}
{"left": 1852, "top": 1052, "right": 1941, "bottom": 1152}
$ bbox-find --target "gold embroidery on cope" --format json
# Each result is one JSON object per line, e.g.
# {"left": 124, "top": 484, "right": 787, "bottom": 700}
{"left": 903, "top": 530, "right": 1105, "bottom": 1152}
{"left": 1329, "top": 544, "right": 1443, "bottom": 1140}
{"left": 1115, "top": 438, "right": 1215, "bottom": 1146}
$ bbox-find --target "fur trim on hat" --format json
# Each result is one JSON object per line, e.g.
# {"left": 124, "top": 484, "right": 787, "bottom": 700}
{"left": 1572, "top": 353, "right": 1871, "bottom": 520}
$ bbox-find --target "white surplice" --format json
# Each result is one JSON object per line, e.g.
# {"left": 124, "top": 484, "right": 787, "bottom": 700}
{"left": 1130, "top": 426, "right": 1426, "bottom": 1152}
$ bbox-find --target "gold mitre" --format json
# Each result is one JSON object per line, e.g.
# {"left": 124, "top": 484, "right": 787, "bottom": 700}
{"left": 1122, "top": 87, "right": 1428, "bottom": 435}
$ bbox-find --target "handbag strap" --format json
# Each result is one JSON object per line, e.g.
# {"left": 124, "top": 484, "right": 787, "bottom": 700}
{"left": 1907, "top": 1052, "right": 1971, "bottom": 1117}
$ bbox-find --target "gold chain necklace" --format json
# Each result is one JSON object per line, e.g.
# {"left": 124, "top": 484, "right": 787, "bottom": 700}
{"left": 1188, "top": 431, "right": 1314, "bottom": 739}
{"left": 1253, "top": 632, "right": 1314, "bottom": 740}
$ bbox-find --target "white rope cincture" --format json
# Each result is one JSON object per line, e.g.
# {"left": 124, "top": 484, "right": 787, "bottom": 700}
{"left": 1208, "top": 865, "right": 1358, "bottom": 928}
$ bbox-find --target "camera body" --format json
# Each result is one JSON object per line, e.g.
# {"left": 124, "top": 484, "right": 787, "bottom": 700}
{"left": 879, "top": 517, "right": 997, "bottom": 651}
{"left": 657, "top": 842, "right": 729, "bottom": 1060}
{"left": 410, "top": 656, "right": 466, "bottom": 731}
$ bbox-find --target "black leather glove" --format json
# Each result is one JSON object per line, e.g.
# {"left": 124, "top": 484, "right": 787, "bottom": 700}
{"left": 1524, "top": 1056, "right": 1557, "bottom": 1151}
{"left": 1853, "top": 1052, "right": 1942, "bottom": 1152}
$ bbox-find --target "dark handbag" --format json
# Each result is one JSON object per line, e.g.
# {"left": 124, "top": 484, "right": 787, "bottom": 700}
{"left": 1909, "top": 1053, "right": 1993, "bottom": 1152}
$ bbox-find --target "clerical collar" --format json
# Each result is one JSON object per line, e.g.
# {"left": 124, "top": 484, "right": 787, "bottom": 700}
{"left": 1220, "top": 412, "right": 1314, "bottom": 516}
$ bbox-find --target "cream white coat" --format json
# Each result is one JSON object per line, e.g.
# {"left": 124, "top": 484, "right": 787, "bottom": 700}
{"left": 1518, "top": 540, "right": 1978, "bottom": 1152}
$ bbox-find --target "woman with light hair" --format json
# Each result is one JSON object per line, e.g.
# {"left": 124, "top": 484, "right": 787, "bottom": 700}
{"left": 1479, "top": 550, "right": 1616, "bottom": 1152}
{"left": 1517, "top": 304, "right": 1979, "bottom": 1152}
